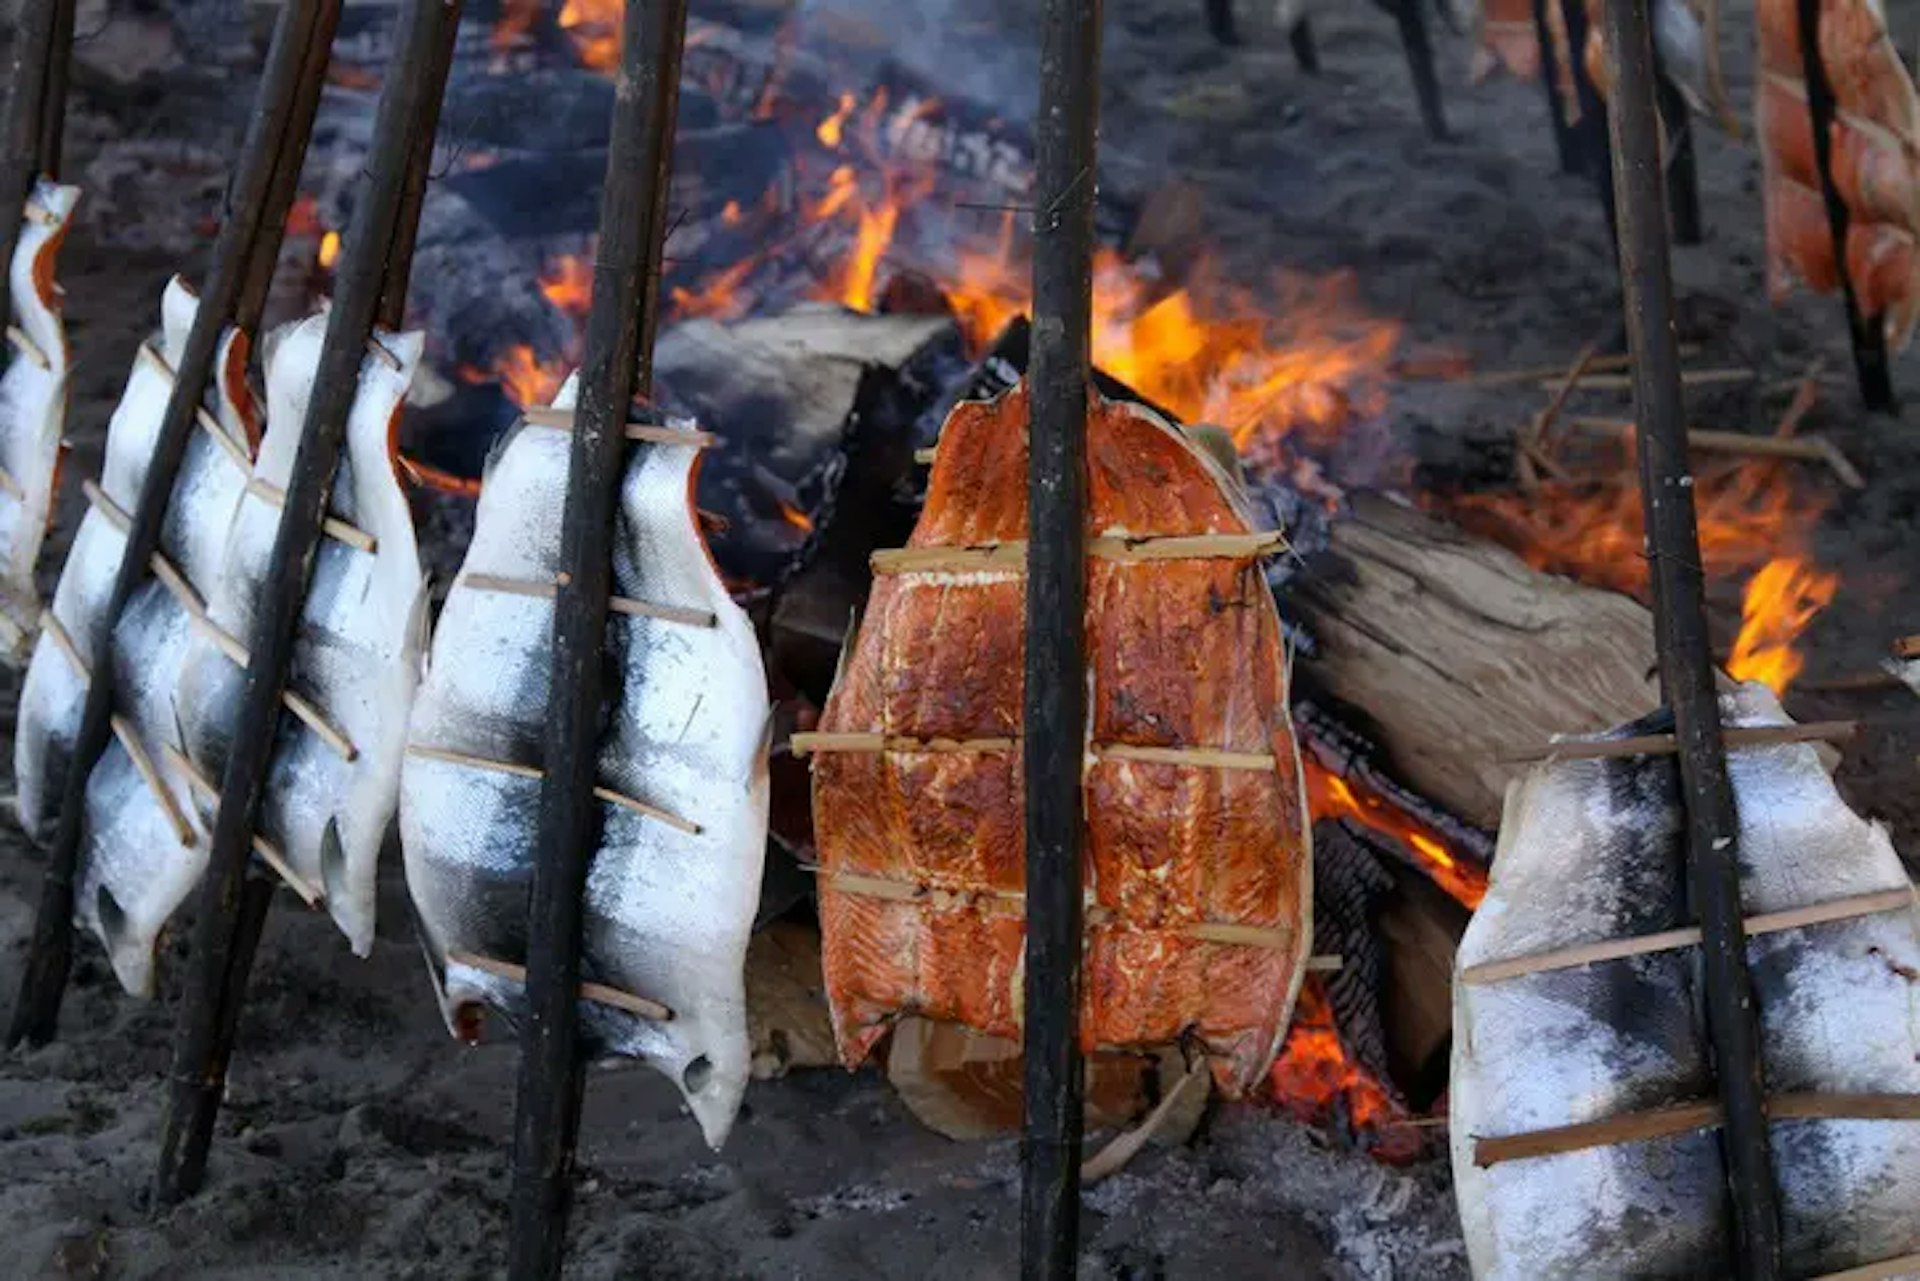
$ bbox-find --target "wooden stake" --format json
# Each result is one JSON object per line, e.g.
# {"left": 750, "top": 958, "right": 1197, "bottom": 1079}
{"left": 10, "top": 0, "right": 339, "bottom": 1053}
{"left": 1601, "top": 2, "right": 1781, "bottom": 1271}
{"left": 1460, "top": 886, "right": 1914, "bottom": 984}
{"left": 1499, "top": 720, "right": 1857, "bottom": 764}
{"left": 508, "top": 2, "right": 687, "bottom": 1276}
{"left": 1024, "top": 2, "right": 1101, "bottom": 1274}
{"left": 0, "top": 0, "right": 65, "bottom": 360}
{"left": 1531, "top": 0, "right": 1579, "bottom": 173}
{"left": 153, "top": 0, "right": 446, "bottom": 1208}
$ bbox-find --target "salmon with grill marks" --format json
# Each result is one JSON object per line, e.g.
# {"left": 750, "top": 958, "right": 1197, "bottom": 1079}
{"left": 810, "top": 384, "right": 1311, "bottom": 1095}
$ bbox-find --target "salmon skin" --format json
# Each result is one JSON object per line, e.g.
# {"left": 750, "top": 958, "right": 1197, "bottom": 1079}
{"left": 1757, "top": 0, "right": 1920, "bottom": 346}
{"left": 809, "top": 384, "right": 1312, "bottom": 1096}
{"left": 0, "top": 181, "right": 81, "bottom": 656}
{"left": 13, "top": 276, "right": 260, "bottom": 995}
{"left": 175, "top": 316, "right": 429, "bottom": 955}
{"left": 401, "top": 377, "right": 770, "bottom": 1150}
{"left": 1452, "top": 684, "right": 1920, "bottom": 1278}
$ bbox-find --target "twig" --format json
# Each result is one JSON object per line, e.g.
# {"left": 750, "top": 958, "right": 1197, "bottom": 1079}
{"left": 1526, "top": 341, "right": 1600, "bottom": 460}
{"left": 1499, "top": 720, "right": 1857, "bottom": 763}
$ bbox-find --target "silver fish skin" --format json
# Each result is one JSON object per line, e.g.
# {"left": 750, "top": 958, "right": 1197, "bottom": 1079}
{"left": 1452, "top": 684, "right": 1920, "bottom": 1279}
{"left": 402, "top": 376, "right": 770, "bottom": 1151}
{"left": 176, "top": 315, "right": 427, "bottom": 956}
{"left": 0, "top": 181, "right": 81, "bottom": 655}
{"left": 13, "top": 276, "right": 257, "bottom": 994}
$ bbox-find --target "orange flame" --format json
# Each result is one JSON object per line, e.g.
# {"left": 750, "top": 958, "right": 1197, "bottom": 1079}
{"left": 463, "top": 345, "right": 569, "bottom": 409}
{"left": 1305, "top": 759, "right": 1486, "bottom": 909}
{"left": 557, "top": 0, "right": 620, "bottom": 71}
{"left": 816, "top": 92, "right": 856, "bottom": 148}
{"left": 1726, "top": 556, "right": 1839, "bottom": 695}
{"left": 777, "top": 500, "right": 814, "bottom": 533}
{"left": 1268, "top": 980, "right": 1426, "bottom": 1164}
{"left": 539, "top": 255, "right": 595, "bottom": 320}
{"left": 317, "top": 230, "right": 341, "bottom": 270}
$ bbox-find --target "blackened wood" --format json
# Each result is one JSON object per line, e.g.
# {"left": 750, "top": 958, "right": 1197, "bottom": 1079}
{"left": 1023, "top": 0, "right": 1100, "bottom": 1276}
{"left": 1655, "top": 70, "right": 1701, "bottom": 245}
{"left": 1598, "top": 2, "right": 1781, "bottom": 1276}
{"left": 1203, "top": 0, "right": 1236, "bottom": 46}
{"left": 34, "top": 0, "right": 75, "bottom": 182}
{"left": 378, "top": 4, "right": 458, "bottom": 332}
{"left": 153, "top": 0, "right": 459, "bottom": 1206}
{"left": 7, "top": 0, "right": 334, "bottom": 1051}
{"left": 1796, "top": 0, "right": 1894, "bottom": 410}
{"left": 506, "top": 0, "right": 687, "bottom": 1275}
{"left": 0, "top": 0, "right": 62, "bottom": 374}
{"left": 1531, "top": 0, "right": 1577, "bottom": 172}
{"left": 1563, "top": 0, "right": 1619, "bottom": 252}
{"left": 236, "top": 16, "right": 339, "bottom": 336}
{"left": 1289, "top": 16, "right": 1319, "bottom": 74}
{"left": 1388, "top": 0, "right": 1448, "bottom": 140}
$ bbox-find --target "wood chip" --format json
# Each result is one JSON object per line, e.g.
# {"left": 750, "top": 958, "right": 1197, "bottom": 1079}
{"left": 871, "top": 531, "right": 1286, "bottom": 573}
{"left": 447, "top": 949, "right": 673, "bottom": 1022}
{"left": 1499, "top": 720, "right": 1858, "bottom": 763}
{"left": 405, "top": 744, "right": 701, "bottom": 835}
{"left": 1460, "top": 887, "right": 1914, "bottom": 984}
{"left": 1474, "top": 1093, "right": 1920, "bottom": 1167}
{"left": 110, "top": 715, "right": 195, "bottom": 846}
{"left": 164, "top": 744, "right": 323, "bottom": 906}
{"left": 459, "top": 572, "right": 717, "bottom": 628}
{"left": 6, "top": 324, "right": 50, "bottom": 371}
{"left": 520, "top": 405, "right": 718, "bottom": 448}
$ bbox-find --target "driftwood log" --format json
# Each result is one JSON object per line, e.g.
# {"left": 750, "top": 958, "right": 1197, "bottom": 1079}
{"left": 1282, "top": 490, "right": 1661, "bottom": 832}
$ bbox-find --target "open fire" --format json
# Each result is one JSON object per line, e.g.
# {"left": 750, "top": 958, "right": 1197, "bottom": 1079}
{"left": 296, "top": 0, "right": 1851, "bottom": 1157}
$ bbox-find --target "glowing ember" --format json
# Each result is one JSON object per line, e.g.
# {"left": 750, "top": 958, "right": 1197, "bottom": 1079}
{"left": 1726, "top": 556, "right": 1839, "bottom": 695}
{"left": 317, "top": 230, "right": 341, "bottom": 270}
{"left": 557, "top": 0, "right": 620, "bottom": 71}
{"left": 1305, "top": 760, "right": 1486, "bottom": 909}
{"left": 1267, "top": 980, "right": 1426, "bottom": 1164}
{"left": 816, "top": 92, "right": 856, "bottom": 148}
{"left": 776, "top": 500, "right": 815, "bottom": 533}
{"left": 465, "top": 345, "right": 569, "bottom": 409}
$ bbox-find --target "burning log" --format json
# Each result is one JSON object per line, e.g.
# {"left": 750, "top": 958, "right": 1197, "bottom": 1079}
{"left": 1280, "top": 490, "right": 1660, "bottom": 832}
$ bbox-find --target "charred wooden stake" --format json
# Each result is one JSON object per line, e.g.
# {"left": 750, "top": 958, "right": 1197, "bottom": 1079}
{"left": 1531, "top": 0, "right": 1578, "bottom": 173}
{"left": 506, "top": 0, "right": 687, "bottom": 1275}
{"left": 0, "top": 0, "right": 67, "bottom": 374}
{"left": 1796, "top": 0, "right": 1895, "bottom": 410}
{"left": 6, "top": 0, "right": 337, "bottom": 1050}
{"left": 1387, "top": 0, "right": 1448, "bottom": 140}
{"left": 1654, "top": 66, "right": 1702, "bottom": 245}
{"left": 236, "top": 18, "right": 338, "bottom": 338}
{"left": 1024, "top": 0, "right": 1101, "bottom": 1276}
{"left": 1289, "top": 17, "right": 1320, "bottom": 75}
{"left": 1600, "top": 2, "right": 1782, "bottom": 1276}
{"left": 1564, "top": 0, "right": 1619, "bottom": 251}
{"left": 35, "top": 0, "right": 75, "bottom": 183}
{"left": 153, "top": 0, "right": 459, "bottom": 1205}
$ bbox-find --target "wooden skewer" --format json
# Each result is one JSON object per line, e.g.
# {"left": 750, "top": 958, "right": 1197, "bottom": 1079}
{"left": 1098, "top": 743, "right": 1276, "bottom": 771}
{"left": 913, "top": 447, "right": 937, "bottom": 464}
{"left": 1811, "top": 1252, "right": 1920, "bottom": 1281}
{"left": 24, "top": 202, "right": 61, "bottom": 228}
{"left": 1894, "top": 635, "right": 1920, "bottom": 660}
{"left": 404, "top": 743, "right": 701, "bottom": 835}
{"left": 110, "top": 715, "right": 196, "bottom": 846}
{"left": 6, "top": 325, "right": 51, "bottom": 371}
{"left": 80, "top": 480, "right": 362, "bottom": 765}
{"left": 520, "top": 405, "right": 718, "bottom": 448}
{"left": 40, "top": 611, "right": 89, "bottom": 680}
{"left": 1499, "top": 720, "right": 1858, "bottom": 763}
{"left": 163, "top": 744, "right": 323, "bottom": 907}
{"left": 791, "top": 734, "right": 1278, "bottom": 771}
{"left": 1533, "top": 367, "right": 1752, "bottom": 391}
{"left": 459, "top": 572, "right": 717, "bottom": 628}
{"left": 1459, "top": 887, "right": 1914, "bottom": 984}
{"left": 245, "top": 478, "right": 378, "bottom": 554}
{"left": 0, "top": 463, "right": 27, "bottom": 501}
{"left": 136, "top": 343, "right": 253, "bottom": 469}
{"left": 363, "top": 335, "right": 404, "bottom": 372}
{"left": 446, "top": 949, "right": 673, "bottom": 1022}
{"left": 871, "top": 531, "right": 1287, "bottom": 574}
{"left": 1473, "top": 1092, "right": 1920, "bottom": 1168}
{"left": 1563, "top": 416, "right": 1864, "bottom": 489}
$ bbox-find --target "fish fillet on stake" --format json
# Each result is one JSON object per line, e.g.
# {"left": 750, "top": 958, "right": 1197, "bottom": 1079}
{"left": 13, "top": 276, "right": 260, "bottom": 995}
{"left": 1452, "top": 685, "right": 1920, "bottom": 1278}
{"left": 0, "top": 181, "right": 81, "bottom": 655}
{"left": 402, "top": 379, "right": 769, "bottom": 1150}
{"left": 809, "top": 385, "right": 1311, "bottom": 1094}
{"left": 1757, "top": 0, "right": 1920, "bottom": 345}
{"left": 176, "top": 316, "right": 429, "bottom": 955}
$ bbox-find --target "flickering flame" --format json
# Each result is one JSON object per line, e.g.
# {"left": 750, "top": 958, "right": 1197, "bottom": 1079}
{"left": 1268, "top": 980, "right": 1425, "bottom": 1165}
{"left": 777, "top": 500, "right": 815, "bottom": 533}
{"left": 1726, "top": 556, "right": 1839, "bottom": 695}
{"left": 317, "top": 230, "right": 341, "bottom": 270}
{"left": 557, "top": 0, "right": 620, "bottom": 71}
{"left": 816, "top": 92, "right": 856, "bottom": 148}
{"left": 1305, "top": 761, "right": 1486, "bottom": 909}
{"left": 465, "top": 345, "right": 569, "bottom": 409}
{"left": 540, "top": 255, "right": 595, "bottom": 319}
